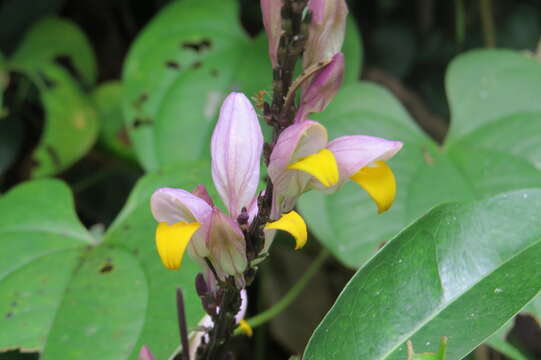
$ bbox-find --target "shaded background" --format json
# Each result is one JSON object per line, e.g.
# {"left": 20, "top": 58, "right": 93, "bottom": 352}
{"left": 0, "top": 0, "right": 540, "bottom": 359}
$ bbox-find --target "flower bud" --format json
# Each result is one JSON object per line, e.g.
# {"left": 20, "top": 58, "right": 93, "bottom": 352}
{"left": 261, "top": 0, "right": 283, "bottom": 67}
{"left": 295, "top": 52, "right": 344, "bottom": 123}
{"left": 303, "top": 0, "right": 348, "bottom": 69}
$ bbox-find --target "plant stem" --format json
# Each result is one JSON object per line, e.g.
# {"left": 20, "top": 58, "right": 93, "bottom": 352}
{"left": 234, "top": 249, "right": 331, "bottom": 335}
{"left": 479, "top": 0, "right": 495, "bottom": 48}
{"left": 454, "top": 0, "right": 465, "bottom": 49}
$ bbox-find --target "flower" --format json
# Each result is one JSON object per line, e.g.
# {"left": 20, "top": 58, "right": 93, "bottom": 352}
{"left": 303, "top": 0, "right": 348, "bottom": 69}
{"left": 268, "top": 120, "right": 403, "bottom": 220}
{"left": 150, "top": 92, "right": 308, "bottom": 281}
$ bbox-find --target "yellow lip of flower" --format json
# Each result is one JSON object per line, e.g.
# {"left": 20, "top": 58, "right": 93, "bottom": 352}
{"left": 350, "top": 160, "right": 396, "bottom": 214}
{"left": 237, "top": 319, "right": 253, "bottom": 337}
{"left": 155, "top": 221, "right": 201, "bottom": 270}
{"left": 265, "top": 210, "right": 308, "bottom": 250}
{"left": 287, "top": 148, "right": 339, "bottom": 188}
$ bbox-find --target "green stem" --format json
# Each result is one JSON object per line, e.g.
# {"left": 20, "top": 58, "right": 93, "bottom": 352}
{"left": 479, "top": 0, "right": 495, "bottom": 48}
{"left": 235, "top": 249, "right": 331, "bottom": 335}
{"left": 454, "top": 0, "right": 465, "bottom": 49}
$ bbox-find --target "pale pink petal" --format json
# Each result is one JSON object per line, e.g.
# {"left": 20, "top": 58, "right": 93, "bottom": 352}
{"left": 304, "top": 0, "right": 348, "bottom": 68}
{"left": 235, "top": 289, "right": 249, "bottom": 323}
{"left": 205, "top": 208, "right": 247, "bottom": 280}
{"left": 268, "top": 120, "right": 328, "bottom": 217}
{"left": 211, "top": 92, "right": 263, "bottom": 219}
{"left": 138, "top": 346, "right": 155, "bottom": 360}
{"left": 150, "top": 188, "right": 212, "bottom": 224}
{"left": 327, "top": 135, "right": 403, "bottom": 180}
{"left": 192, "top": 184, "right": 214, "bottom": 206}
{"left": 261, "top": 0, "right": 283, "bottom": 67}
{"left": 295, "top": 52, "right": 344, "bottom": 123}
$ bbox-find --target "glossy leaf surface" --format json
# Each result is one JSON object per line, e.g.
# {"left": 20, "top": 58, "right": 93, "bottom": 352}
{"left": 304, "top": 190, "right": 541, "bottom": 360}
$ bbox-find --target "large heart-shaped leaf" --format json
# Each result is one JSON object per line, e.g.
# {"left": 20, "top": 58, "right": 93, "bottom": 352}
{"left": 122, "top": 0, "right": 362, "bottom": 171}
{"left": 299, "top": 49, "right": 541, "bottom": 268}
{"left": 6, "top": 17, "right": 99, "bottom": 178}
{"left": 303, "top": 189, "right": 541, "bottom": 360}
{"left": 0, "top": 162, "right": 215, "bottom": 359}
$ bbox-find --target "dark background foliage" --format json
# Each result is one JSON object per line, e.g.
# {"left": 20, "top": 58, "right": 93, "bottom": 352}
{"left": 0, "top": 0, "right": 540, "bottom": 359}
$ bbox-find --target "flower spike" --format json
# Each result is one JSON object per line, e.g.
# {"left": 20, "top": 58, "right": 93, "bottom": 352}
{"left": 265, "top": 211, "right": 308, "bottom": 250}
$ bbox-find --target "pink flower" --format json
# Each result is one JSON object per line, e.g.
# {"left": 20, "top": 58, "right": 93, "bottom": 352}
{"left": 150, "top": 92, "right": 309, "bottom": 280}
{"left": 268, "top": 120, "right": 403, "bottom": 220}
{"left": 151, "top": 92, "right": 262, "bottom": 284}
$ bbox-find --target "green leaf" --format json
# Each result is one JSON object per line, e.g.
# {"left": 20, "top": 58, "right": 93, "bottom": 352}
{"left": 10, "top": 17, "right": 97, "bottom": 86}
{"left": 0, "top": 163, "right": 213, "bottom": 358}
{"left": 300, "top": 49, "right": 541, "bottom": 268}
{"left": 27, "top": 65, "right": 99, "bottom": 178}
{"left": 123, "top": 0, "right": 262, "bottom": 171}
{"left": 93, "top": 81, "right": 135, "bottom": 160}
{"left": 303, "top": 189, "right": 541, "bottom": 360}
{"left": 5, "top": 17, "right": 99, "bottom": 177}
{"left": 342, "top": 17, "right": 362, "bottom": 84}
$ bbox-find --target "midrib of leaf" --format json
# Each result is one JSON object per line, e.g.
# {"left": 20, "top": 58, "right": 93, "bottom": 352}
{"left": 377, "top": 230, "right": 541, "bottom": 360}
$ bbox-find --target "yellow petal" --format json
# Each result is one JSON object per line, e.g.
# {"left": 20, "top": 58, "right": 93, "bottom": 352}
{"left": 350, "top": 160, "right": 396, "bottom": 214}
{"left": 155, "top": 221, "right": 200, "bottom": 270}
{"left": 238, "top": 319, "right": 253, "bottom": 337}
{"left": 265, "top": 211, "right": 308, "bottom": 250}
{"left": 287, "top": 148, "right": 339, "bottom": 187}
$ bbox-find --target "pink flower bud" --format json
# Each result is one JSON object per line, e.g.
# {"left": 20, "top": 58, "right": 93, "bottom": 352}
{"left": 138, "top": 346, "right": 155, "bottom": 360}
{"left": 303, "top": 0, "right": 348, "bottom": 69}
{"left": 261, "top": 0, "right": 283, "bottom": 67}
{"left": 211, "top": 92, "right": 263, "bottom": 220}
{"left": 295, "top": 52, "right": 344, "bottom": 123}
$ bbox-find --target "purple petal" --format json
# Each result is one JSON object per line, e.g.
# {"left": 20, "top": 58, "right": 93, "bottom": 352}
{"left": 151, "top": 188, "right": 212, "bottom": 224}
{"left": 304, "top": 0, "right": 348, "bottom": 68}
{"left": 211, "top": 92, "right": 263, "bottom": 219}
{"left": 327, "top": 135, "right": 403, "bottom": 179}
{"left": 138, "top": 346, "right": 155, "bottom": 360}
{"left": 268, "top": 121, "right": 328, "bottom": 216}
{"left": 295, "top": 53, "right": 344, "bottom": 123}
{"left": 261, "top": 0, "right": 283, "bottom": 67}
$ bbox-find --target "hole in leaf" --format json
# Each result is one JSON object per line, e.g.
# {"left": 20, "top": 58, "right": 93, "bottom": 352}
{"left": 181, "top": 39, "right": 212, "bottom": 52}
{"left": 191, "top": 60, "right": 203, "bottom": 69}
{"left": 132, "top": 92, "right": 149, "bottom": 110}
{"left": 165, "top": 60, "right": 181, "bottom": 70}
{"left": 132, "top": 117, "right": 153, "bottom": 128}
{"left": 100, "top": 263, "right": 114, "bottom": 274}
